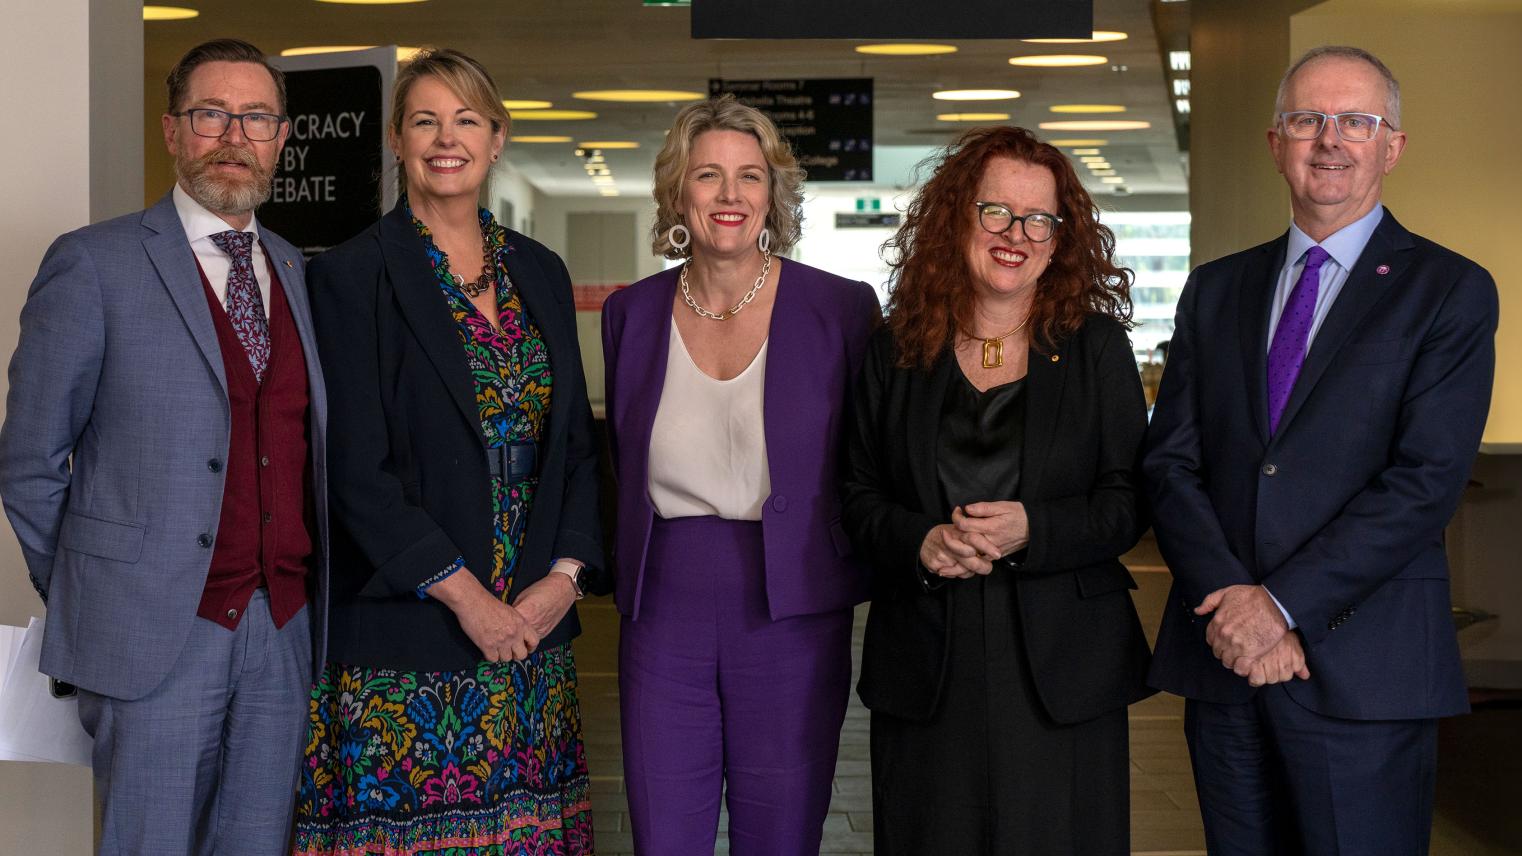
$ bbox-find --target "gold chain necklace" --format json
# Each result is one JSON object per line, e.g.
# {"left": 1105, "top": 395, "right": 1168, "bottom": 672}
{"left": 680, "top": 252, "right": 772, "bottom": 321}
{"left": 973, "top": 316, "right": 1031, "bottom": 369}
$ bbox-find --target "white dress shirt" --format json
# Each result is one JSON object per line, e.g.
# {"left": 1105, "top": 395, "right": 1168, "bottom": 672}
{"left": 172, "top": 183, "right": 272, "bottom": 317}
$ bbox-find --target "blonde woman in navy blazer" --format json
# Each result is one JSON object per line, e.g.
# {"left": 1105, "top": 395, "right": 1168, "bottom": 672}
{"left": 602, "top": 96, "right": 880, "bottom": 855}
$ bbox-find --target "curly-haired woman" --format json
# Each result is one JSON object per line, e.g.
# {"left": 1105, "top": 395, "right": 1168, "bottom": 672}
{"left": 843, "top": 126, "right": 1154, "bottom": 855}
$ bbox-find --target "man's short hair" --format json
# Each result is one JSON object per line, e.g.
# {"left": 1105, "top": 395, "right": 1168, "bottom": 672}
{"left": 1273, "top": 45, "right": 1401, "bottom": 129}
{"left": 166, "top": 39, "right": 286, "bottom": 115}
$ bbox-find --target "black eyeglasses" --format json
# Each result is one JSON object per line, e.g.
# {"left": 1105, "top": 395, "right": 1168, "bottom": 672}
{"left": 973, "top": 202, "right": 1062, "bottom": 243}
{"left": 174, "top": 108, "right": 287, "bottom": 142}
{"left": 1277, "top": 111, "right": 1395, "bottom": 142}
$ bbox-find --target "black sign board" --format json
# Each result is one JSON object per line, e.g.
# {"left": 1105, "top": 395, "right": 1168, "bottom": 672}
{"left": 259, "top": 65, "right": 386, "bottom": 256}
{"left": 836, "top": 212, "right": 900, "bottom": 229}
{"left": 710, "top": 78, "right": 872, "bottom": 182}
{"left": 693, "top": 0, "right": 1090, "bottom": 39}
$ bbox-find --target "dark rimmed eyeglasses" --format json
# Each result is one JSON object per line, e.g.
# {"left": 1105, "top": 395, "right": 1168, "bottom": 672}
{"left": 1277, "top": 111, "right": 1396, "bottom": 142}
{"left": 973, "top": 202, "right": 1062, "bottom": 243}
{"left": 174, "top": 108, "right": 287, "bottom": 142}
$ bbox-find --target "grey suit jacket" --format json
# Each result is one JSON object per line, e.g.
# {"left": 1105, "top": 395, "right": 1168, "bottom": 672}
{"left": 0, "top": 191, "right": 329, "bottom": 701}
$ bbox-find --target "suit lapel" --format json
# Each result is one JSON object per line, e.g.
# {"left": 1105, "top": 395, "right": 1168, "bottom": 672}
{"left": 622, "top": 270, "right": 677, "bottom": 502}
{"left": 1020, "top": 340, "right": 1067, "bottom": 498}
{"left": 761, "top": 259, "right": 798, "bottom": 489}
{"left": 379, "top": 206, "right": 480, "bottom": 434}
{"left": 907, "top": 349, "right": 953, "bottom": 514}
{"left": 1274, "top": 213, "right": 1412, "bottom": 438}
{"left": 142, "top": 193, "right": 228, "bottom": 398}
{"left": 1238, "top": 237, "right": 1288, "bottom": 445}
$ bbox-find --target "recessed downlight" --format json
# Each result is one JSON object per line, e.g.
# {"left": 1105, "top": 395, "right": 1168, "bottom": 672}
{"left": 511, "top": 110, "right": 599, "bottom": 121}
{"left": 1009, "top": 54, "right": 1108, "bottom": 68}
{"left": 503, "top": 100, "right": 553, "bottom": 110}
{"left": 510, "top": 135, "right": 572, "bottom": 143}
{"left": 1039, "top": 120, "right": 1151, "bottom": 131}
{"left": 143, "top": 5, "right": 199, "bottom": 20}
{"left": 1022, "top": 30, "right": 1128, "bottom": 44}
{"left": 933, "top": 89, "right": 1021, "bottom": 101}
{"left": 936, "top": 112, "right": 1011, "bottom": 122}
{"left": 572, "top": 90, "right": 705, "bottom": 103}
{"left": 855, "top": 43, "right": 958, "bottom": 56}
{"left": 576, "top": 141, "right": 641, "bottom": 149}
{"left": 1050, "top": 104, "right": 1127, "bottom": 114}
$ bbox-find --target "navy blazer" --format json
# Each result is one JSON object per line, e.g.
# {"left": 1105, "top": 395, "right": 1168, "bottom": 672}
{"left": 308, "top": 202, "right": 604, "bottom": 671}
{"left": 601, "top": 258, "right": 880, "bottom": 621}
{"left": 1143, "top": 209, "right": 1497, "bottom": 720}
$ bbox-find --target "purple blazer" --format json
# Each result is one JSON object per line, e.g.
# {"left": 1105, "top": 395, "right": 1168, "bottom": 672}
{"left": 601, "top": 257, "right": 881, "bottom": 620}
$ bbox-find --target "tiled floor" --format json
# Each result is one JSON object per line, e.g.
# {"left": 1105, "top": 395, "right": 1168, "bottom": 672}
{"left": 573, "top": 536, "right": 1522, "bottom": 855}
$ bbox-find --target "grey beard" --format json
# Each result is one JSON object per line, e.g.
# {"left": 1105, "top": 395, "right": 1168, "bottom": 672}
{"left": 176, "top": 152, "right": 273, "bottom": 216}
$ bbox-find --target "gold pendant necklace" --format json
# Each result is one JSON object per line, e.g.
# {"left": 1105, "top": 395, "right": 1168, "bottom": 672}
{"left": 976, "top": 316, "right": 1031, "bottom": 369}
{"left": 680, "top": 252, "right": 772, "bottom": 321}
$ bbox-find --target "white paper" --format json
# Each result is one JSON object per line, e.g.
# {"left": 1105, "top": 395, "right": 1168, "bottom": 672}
{"left": 0, "top": 618, "right": 93, "bottom": 765}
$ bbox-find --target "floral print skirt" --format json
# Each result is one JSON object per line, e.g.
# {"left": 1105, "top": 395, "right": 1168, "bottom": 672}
{"left": 293, "top": 644, "right": 593, "bottom": 855}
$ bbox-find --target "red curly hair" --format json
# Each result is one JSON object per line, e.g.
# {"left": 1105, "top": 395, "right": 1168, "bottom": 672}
{"left": 883, "top": 126, "right": 1134, "bottom": 369}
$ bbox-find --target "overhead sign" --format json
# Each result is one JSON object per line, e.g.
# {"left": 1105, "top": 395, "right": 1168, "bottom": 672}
{"left": 265, "top": 47, "right": 397, "bottom": 256}
{"left": 709, "top": 78, "right": 872, "bottom": 182}
{"left": 693, "top": 0, "right": 1090, "bottom": 39}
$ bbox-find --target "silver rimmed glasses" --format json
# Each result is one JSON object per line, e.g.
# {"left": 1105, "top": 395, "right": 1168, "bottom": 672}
{"left": 1278, "top": 111, "right": 1395, "bottom": 142}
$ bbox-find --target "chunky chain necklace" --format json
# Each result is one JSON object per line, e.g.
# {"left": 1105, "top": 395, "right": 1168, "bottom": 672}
{"left": 451, "top": 235, "right": 495, "bottom": 298}
{"left": 680, "top": 252, "right": 772, "bottom": 321}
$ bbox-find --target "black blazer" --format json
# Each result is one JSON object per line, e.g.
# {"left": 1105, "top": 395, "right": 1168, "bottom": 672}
{"left": 308, "top": 202, "right": 605, "bottom": 671}
{"left": 843, "top": 314, "right": 1153, "bottom": 724}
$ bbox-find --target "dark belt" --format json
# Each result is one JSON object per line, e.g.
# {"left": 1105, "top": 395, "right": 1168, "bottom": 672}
{"left": 486, "top": 440, "right": 538, "bottom": 484}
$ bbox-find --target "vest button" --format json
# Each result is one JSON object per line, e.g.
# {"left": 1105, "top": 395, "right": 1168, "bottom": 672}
{"left": 260, "top": 455, "right": 271, "bottom": 467}
{"left": 1261, "top": 463, "right": 1278, "bottom": 476}
{"left": 771, "top": 495, "right": 788, "bottom": 513}
{"left": 263, "top": 512, "right": 273, "bottom": 524}
{"left": 207, "top": 458, "right": 222, "bottom": 473}
{"left": 226, "top": 608, "right": 238, "bottom": 620}
{"left": 197, "top": 533, "right": 213, "bottom": 548}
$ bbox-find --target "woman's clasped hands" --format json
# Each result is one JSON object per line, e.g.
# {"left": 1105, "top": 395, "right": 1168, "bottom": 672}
{"left": 918, "top": 501, "right": 1031, "bottom": 579}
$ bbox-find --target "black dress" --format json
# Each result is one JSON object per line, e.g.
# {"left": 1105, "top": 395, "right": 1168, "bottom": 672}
{"left": 869, "top": 364, "right": 1129, "bottom": 855}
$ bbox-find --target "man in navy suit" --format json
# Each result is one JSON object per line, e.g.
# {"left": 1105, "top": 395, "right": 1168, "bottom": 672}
{"left": 0, "top": 40, "right": 326, "bottom": 854}
{"left": 1144, "top": 46, "right": 1497, "bottom": 855}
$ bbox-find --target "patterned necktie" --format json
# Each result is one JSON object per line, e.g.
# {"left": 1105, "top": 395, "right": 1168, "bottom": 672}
{"left": 209, "top": 230, "right": 271, "bottom": 383}
{"left": 1266, "top": 245, "right": 1330, "bottom": 435}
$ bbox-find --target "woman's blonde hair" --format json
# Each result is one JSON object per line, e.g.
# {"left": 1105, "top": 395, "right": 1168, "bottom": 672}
{"left": 650, "top": 95, "right": 805, "bottom": 259}
{"left": 389, "top": 48, "right": 510, "bottom": 194}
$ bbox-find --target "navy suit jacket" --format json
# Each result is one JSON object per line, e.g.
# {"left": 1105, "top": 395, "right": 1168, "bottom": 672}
{"left": 601, "top": 258, "right": 880, "bottom": 621}
{"left": 1143, "top": 209, "right": 1497, "bottom": 720}
{"left": 0, "top": 192, "right": 329, "bottom": 700}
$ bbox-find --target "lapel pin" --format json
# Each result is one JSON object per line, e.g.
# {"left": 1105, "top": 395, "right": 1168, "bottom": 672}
{"left": 1376, "top": 264, "right": 1390, "bottom": 275}
{"left": 284, "top": 260, "right": 293, "bottom": 268}
{"left": 1050, "top": 354, "right": 1060, "bottom": 363}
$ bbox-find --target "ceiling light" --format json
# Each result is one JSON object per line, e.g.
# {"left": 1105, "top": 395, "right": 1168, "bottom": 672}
{"left": 576, "top": 140, "right": 640, "bottom": 149}
{"left": 1047, "top": 138, "right": 1109, "bottom": 147}
{"left": 1071, "top": 148, "right": 1101, "bottom": 155}
{"left": 511, "top": 135, "right": 572, "bottom": 144}
{"left": 1009, "top": 54, "right": 1107, "bottom": 67}
{"left": 1169, "top": 51, "right": 1192, "bottom": 71}
{"left": 315, "top": 0, "right": 428, "bottom": 4}
{"left": 572, "top": 90, "right": 705, "bottom": 103}
{"left": 1039, "top": 120, "right": 1151, "bottom": 131}
{"left": 281, "top": 45, "right": 421, "bottom": 60}
{"left": 1175, "top": 98, "right": 1191, "bottom": 115}
{"left": 933, "top": 89, "right": 1020, "bottom": 101}
{"left": 1101, "top": 177, "right": 1126, "bottom": 184}
{"left": 599, "top": 189, "right": 621, "bottom": 196}
{"left": 936, "top": 113, "right": 1011, "bottom": 122}
{"left": 1022, "top": 30, "right": 1128, "bottom": 43}
{"left": 511, "top": 110, "right": 599, "bottom": 121}
{"left": 1087, "top": 163, "right": 1113, "bottom": 170}
{"left": 855, "top": 44, "right": 958, "bottom": 56}
{"left": 143, "top": 5, "right": 198, "bottom": 19}
{"left": 1080, "top": 156, "right": 1107, "bottom": 163}
{"left": 1050, "top": 104, "right": 1126, "bottom": 113}
{"left": 1090, "top": 169, "right": 1117, "bottom": 176}
{"left": 591, "top": 177, "right": 616, "bottom": 185}
{"left": 503, "top": 99, "right": 553, "bottom": 110}
{"left": 1172, "top": 79, "right": 1191, "bottom": 97}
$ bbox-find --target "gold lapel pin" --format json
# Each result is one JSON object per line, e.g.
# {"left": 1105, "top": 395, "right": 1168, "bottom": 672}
{"left": 284, "top": 260, "right": 294, "bottom": 268}
{"left": 1050, "top": 354, "right": 1060, "bottom": 363}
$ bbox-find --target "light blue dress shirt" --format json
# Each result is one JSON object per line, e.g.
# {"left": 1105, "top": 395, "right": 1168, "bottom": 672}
{"left": 1263, "top": 204, "right": 1385, "bottom": 630}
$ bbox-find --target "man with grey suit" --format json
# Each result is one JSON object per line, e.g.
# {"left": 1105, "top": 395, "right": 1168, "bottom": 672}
{"left": 0, "top": 39, "right": 326, "bottom": 854}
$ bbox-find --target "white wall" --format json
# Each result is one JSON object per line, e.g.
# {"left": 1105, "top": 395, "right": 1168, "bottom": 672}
{"left": 1, "top": 0, "right": 141, "bottom": 851}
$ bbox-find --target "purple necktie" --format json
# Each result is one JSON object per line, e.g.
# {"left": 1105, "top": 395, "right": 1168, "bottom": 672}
{"left": 209, "top": 230, "right": 270, "bottom": 383}
{"left": 1266, "top": 245, "right": 1330, "bottom": 435}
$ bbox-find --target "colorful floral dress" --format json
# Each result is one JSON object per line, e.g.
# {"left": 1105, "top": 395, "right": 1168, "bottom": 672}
{"left": 294, "top": 207, "right": 594, "bottom": 855}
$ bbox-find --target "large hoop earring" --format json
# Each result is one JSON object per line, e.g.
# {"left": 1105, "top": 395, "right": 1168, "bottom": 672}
{"left": 757, "top": 227, "right": 771, "bottom": 254}
{"left": 667, "top": 223, "right": 690, "bottom": 253}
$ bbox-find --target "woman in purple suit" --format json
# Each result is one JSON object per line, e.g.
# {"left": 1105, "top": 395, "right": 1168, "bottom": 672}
{"left": 601, "top": 95, "right": 880, "bottom": 855}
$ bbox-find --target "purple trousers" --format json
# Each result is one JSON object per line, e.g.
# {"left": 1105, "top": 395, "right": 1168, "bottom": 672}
{"left": 619, "top": 516, "right": 853, "bottom": 855}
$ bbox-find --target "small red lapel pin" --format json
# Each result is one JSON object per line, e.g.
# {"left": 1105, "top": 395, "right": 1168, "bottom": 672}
{"left": 1376, "top": 264, "right": 1390, "bottom": 275}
